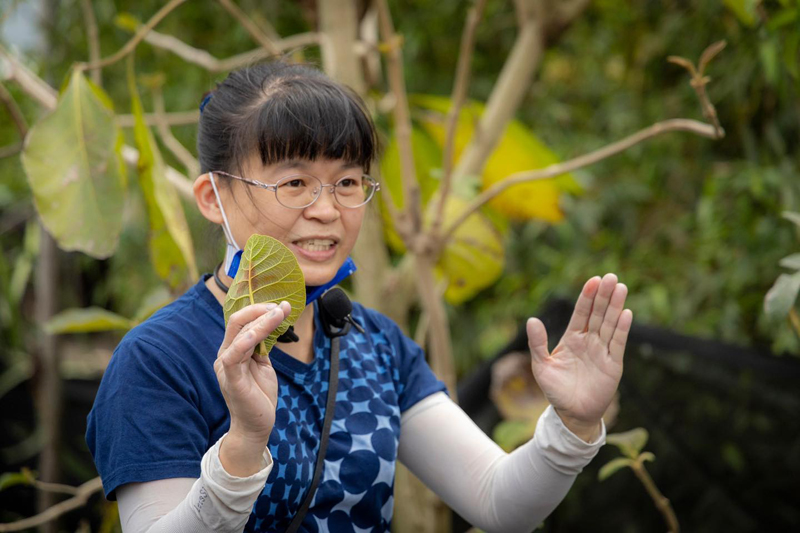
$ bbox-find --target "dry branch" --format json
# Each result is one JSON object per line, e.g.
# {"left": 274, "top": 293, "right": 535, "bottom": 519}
{"left": 79, "top": 0, "right": 102, "bottom": 86}
{"left": 76, "top": 0, "right": 187, "bottom": 71}
{"left": 376, "top": 0, "right": 422, "bottom": 239}
{"left": 0, "top": 477, "right": 103, "bottom": 532}
{"left": 217, "top": 0, "right": 281, "bottom": 55}
{"left": 117, "top": 110, "right": 199, "bottom": 128}
{"left": 440, "top": 119, "right": 722, "bottom": 245}
{"left": 152, "top": 87, "right": 200, "bottom": 178}
{"left": 430, "top": 0, "right": 489, "bottom": 239}
{"left": 0, "top": 81, "right": 28, "bottom": 138}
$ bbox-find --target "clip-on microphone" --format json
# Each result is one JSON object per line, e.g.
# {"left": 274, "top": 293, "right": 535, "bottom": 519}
{"left": 277, "top": 287, "right": 364, "bottom": 342}
{"left": 318, "top": 287, "right": 365, "bottom": 338}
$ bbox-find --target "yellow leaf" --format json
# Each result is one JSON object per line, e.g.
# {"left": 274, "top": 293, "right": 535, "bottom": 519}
{"left": 412, "top": 94, "right": 581, "bottom": 222}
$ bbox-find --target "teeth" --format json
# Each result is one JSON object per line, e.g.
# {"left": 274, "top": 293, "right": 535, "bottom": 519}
{"left": 297, "top": 239, "right": 335, "bottom": 252}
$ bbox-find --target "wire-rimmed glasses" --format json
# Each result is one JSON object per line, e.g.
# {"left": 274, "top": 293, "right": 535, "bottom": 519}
{"left": 210, "top": 171, "right": 380, "bottom": 209}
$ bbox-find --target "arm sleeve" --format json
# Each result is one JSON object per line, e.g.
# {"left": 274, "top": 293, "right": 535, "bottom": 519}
{"left": 398, "top": 392, "right": 606, "bottom": 533}
{"left": 117, "top": 433, "right": 273, "bottom": 532}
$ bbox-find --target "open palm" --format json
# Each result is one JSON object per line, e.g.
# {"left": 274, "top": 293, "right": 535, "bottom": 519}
{"left": 527, "top": 274, "right": 632, "bottom": 427}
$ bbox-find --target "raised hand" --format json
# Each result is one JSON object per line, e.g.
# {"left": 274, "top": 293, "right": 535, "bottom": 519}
{"left": 526, "top": 273, "right": 632, "bottom": 441}
{"left": 214, "top": 300, "right": 291, "bottom": 469}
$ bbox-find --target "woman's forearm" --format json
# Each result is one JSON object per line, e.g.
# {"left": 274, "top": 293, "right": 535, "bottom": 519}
{"left": 117, "top": 433, "right": 272, "bottom": 532}
{"left": 398, "top": 392, "right": 605, "bottom": 533}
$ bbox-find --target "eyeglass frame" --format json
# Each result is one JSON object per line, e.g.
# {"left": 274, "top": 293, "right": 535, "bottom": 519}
{"left": 209, "top": 170, "right": 381, "bottom": 209}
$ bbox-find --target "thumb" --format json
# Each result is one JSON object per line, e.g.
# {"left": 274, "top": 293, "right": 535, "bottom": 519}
{"left": 526, "top": 317, "right": 550, "bottom": 365}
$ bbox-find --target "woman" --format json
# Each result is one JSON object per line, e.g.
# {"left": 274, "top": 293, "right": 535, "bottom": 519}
{"left": 86, "top": 61, "right": 632, "bottom": 533}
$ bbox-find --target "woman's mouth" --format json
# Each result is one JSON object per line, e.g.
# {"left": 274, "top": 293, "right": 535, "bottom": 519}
{"left": 291, "top": 238, "right": 339, "bottom": 261}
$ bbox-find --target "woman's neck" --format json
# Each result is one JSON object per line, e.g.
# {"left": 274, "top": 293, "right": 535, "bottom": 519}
{"left": 205, "top": 265, "right": 316, "bottom": 364}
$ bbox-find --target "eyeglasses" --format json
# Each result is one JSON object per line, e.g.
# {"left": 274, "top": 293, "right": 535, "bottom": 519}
{"left": 210, "top": 171, "right": 381, "bottom": 209}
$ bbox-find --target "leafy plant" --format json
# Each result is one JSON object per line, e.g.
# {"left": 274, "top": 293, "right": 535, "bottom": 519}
{"left": 223, "top": 234, "right": 306, "bottom": 356}
{"left": 764, "top": 211, "right": 800, "bottom": 337}
{"left": 600, "top": 428, "right": 679, "bottom": 533}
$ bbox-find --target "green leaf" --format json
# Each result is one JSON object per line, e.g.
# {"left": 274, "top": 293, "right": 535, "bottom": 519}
{"left": 492, "top": 419, "right": 537, "bottom": 452}
{"left": 223, "top": 235, "right": 306, "bottom": 356}
{"left": 606, "top": 428, "right": 649, "bottom": 459}
{"left": 598, "top": 457, "right": 634, "bottom": 481}
{"left": 639, "top": 451, "right": 656, "bottom": 463}
{"left": 43, "top": 307, "right": 133, "bottom": 334}
{"left": 723, "top": 0, "right": 760, "bottom": 27}
{"left": 0, "top": 471, "right": 33, "bottom": 492}
{"left": 128, "top": 60, "right": 198, "bottom": 287}
{"left": 779, "top": 253, "right": 800, "bottom": 270}
{"left": 114, "top": 13, "right": 141, "bottom": 33}
{"left": 21, "top": 70, "right": 126, "bottom": 258}
{"left": 764, "top": 272, "right": 800, "bottom": 319}
{"left": 9, "top": 220, "right": 40, "bottom": 304}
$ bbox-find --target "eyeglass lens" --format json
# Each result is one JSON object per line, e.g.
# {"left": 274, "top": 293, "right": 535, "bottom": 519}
{"left": 275, "top": 175, "right": 377, "bottom": 208}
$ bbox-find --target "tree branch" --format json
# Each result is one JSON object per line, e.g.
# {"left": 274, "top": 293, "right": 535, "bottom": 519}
{"left": 0, "top": 81, "right": 28, "bottom": 138}
{"left": 449, "top": 4, "right": 545, "bottom": 188}
{"left": 152, "top": 86, "right": 200, "bottom": 178}
{"left": 79, "top": 0, "right": 102, "bottom": 86}
{"left": 441, "top": 119, "right": 722, "bottom": 245}
{"left": 375, "top": 0, "right": 422, "bottom": 240}
{"left": 75, "top": 0, "right": 187, "bottom": 72}
{"left": 430, "top": 0, "right": 488, "bottom": 239}
{"left": 117, "top": 110, "right": 199, "bottom": 128}
{"left": 0, "top": 477, "right": 103, "bottom": 532}
{"left": 216, "top": 0, "right": 281, "bottom": 56}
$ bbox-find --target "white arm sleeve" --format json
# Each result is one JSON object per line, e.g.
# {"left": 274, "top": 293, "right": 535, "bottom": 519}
{"left": 116, "top": 433, "right": 272, "bottom": 533}
{"left": 398, "top": 392, "right": 605, "bottom": 533}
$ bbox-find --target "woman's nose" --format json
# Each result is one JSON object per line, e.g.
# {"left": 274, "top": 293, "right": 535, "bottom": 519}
{"left": 304, "top": 185, "right": 340, "bottom": 221}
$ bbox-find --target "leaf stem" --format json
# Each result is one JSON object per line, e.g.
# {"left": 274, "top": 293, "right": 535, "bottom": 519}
{"left": 631, "top": 458, "right": 680, "bottom": 533}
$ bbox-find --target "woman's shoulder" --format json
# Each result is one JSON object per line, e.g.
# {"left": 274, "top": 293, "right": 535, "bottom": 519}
{"left": 111, "top": 276, "right": 223, "bottom": 370}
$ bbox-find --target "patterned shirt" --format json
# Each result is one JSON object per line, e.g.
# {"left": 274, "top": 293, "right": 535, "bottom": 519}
{"left": 86, "top": 275, "right": 447, "bottom": 532}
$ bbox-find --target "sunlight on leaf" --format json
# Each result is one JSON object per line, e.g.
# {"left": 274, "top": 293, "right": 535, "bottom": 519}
{"left": 21, "top": 70, "right": 126, "bottom": 258}
{"left": 43, "top": 307, "right": 133, "bottom": 334}
{"left": 223, "top": 235, "right": 306, "bottom": 356}
{"left": 129, "top": 61, "right": 198, "bottom": 287}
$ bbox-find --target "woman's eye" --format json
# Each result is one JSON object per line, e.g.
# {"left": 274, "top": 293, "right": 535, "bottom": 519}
{"left": 339, "top": 178, "right": 357, "bottom": 187}
{"left": 283, "top": 179, "right": 305, "bottom": 188}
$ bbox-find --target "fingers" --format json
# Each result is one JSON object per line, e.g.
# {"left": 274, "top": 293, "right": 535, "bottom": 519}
{"left": 526, "top": 317, "right": 550, "bottom": 365}
{"left": 609, "top": 309, "right": 633, "bottom": 363}
{"left": 220, "top": 302, "right": 279, "bottom": 351}
{"left": 587, "top": 273, "right": 618, "bottom": 334}
{"left": 220, "top": 301, "right": 292, "bottom": 367}
{"left": 599, "top": 283, "right": 628, "bottom": 344}
{"left": 566, "top": 276, "right": 601, "bottom": 333}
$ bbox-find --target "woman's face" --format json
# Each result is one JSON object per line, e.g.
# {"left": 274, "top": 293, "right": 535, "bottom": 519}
{"left": 206, "top": 156, "right": 367, "bottom": 287}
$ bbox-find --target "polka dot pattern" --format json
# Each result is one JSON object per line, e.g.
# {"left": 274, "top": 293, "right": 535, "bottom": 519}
{"left": 243, "top": 302, "right": 447, "bottom": 532}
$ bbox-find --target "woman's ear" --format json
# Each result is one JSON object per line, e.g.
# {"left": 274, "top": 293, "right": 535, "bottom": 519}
{"left": 194, "top": 173, "right": 224, "bottom": 224}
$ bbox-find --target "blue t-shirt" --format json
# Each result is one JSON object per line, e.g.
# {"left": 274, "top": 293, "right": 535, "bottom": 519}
{"left": 86, "top": 275, "right": 447, "bottom": 532}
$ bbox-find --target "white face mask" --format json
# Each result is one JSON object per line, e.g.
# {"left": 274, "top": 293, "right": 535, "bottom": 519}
{"left": 208, "top": 172, "right": 243, "bottom": 278}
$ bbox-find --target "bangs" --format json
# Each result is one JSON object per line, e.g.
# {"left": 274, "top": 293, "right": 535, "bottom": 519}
{"left": 232, "top": 76, "right": 377, "bottom": 175}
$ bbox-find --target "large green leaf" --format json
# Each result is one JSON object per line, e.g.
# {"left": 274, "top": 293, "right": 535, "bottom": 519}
{"left": 723, "top": 0, "right": 760, "bottom": 27}
{"left": 223, "top": 235, "right": 306, "bottom": 356}
{"left": 606, "top": 428, "right": 650, "bottom": 459}
{"left": 43, "top": 307, "right": 134, "bottom": 334}
{"left": 21, "top": 70, "right": 126, "bottom": 258}
{"left": 129, "top": 63, "right": 198, "bottom": 287}
{"left": 764, "top": 272, "right": 800, "bottom": 319}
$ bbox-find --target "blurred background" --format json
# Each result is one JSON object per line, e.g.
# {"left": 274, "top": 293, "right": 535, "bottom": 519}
{"left": 1, "top": 0, "right": 798, "bottom": 532}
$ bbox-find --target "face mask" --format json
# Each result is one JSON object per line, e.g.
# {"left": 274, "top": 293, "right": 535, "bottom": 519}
{"left": 208, "top": 172, "right": 356, "bottom": 305}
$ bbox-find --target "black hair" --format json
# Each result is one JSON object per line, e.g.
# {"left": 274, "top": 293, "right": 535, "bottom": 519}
{"left": 197, "top": 61, "right": 379, "bottom": 182}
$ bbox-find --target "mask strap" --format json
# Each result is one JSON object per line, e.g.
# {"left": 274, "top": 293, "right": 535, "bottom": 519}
{"left": 209, "top": 172, "right": 240, "bottom": 250}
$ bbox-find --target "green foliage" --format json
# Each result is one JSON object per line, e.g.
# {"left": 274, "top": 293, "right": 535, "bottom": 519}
{"left": 20, "top": 70, "right": 126, "bottom": 258}
{"left": 43, "top": 307, "right": 134, "bottom": 334}
{"left": 128, "top": 60, "right": 198, "bottom": 288}
{"left": 223, "top": 235, "right": 306, "bottom": 356}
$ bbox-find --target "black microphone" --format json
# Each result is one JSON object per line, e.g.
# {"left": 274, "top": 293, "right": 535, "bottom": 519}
{"left": 319, "top": 287, "right": 365, "bottom": 338}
